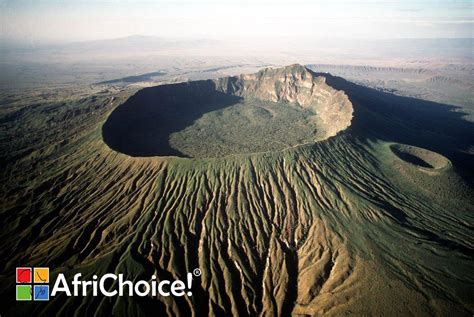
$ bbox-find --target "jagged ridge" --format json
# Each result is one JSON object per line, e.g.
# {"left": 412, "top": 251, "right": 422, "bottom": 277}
{"left": 215, "top": 64, "right": 353, "bottom": 138}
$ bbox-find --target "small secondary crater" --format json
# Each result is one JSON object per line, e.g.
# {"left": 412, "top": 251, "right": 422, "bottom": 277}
{"left": 102, "top": 65, "right": 353, "bottom": 158}
{"left": 390, "top": 144, "right": 450, "bottom": 170}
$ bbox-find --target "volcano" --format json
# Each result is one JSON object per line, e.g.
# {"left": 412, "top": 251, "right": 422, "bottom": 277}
{"left": 0, "top": 65, "right": 473, "bottom": 316}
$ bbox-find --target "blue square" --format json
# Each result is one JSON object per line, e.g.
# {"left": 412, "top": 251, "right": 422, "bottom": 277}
{"left": 33, "top": 285, "right": 49, "bottom": 301}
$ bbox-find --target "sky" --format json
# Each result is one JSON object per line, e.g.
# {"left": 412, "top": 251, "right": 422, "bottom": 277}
{"left": 0, "top": 0, "right": 473, "bottom": 42}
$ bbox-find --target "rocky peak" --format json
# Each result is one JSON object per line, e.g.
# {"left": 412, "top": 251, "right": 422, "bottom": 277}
{"left": 214, "top": 64, "right": 353, "bottom": 138}
{"left": 214, "top": 64, "right": 329, "bottom": 106}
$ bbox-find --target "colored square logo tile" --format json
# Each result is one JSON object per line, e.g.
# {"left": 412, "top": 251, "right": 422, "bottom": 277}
{"left": 16, "top": 267, "right": 31, "bottom": 283}
{"left": 33, "top": 285, "right": 49, "bottom": 301}
{"left": 16, "top": 285, "right": 32, "bottom": 301}
{"left": 34, "top": 267, "right": 49, "bottom": 283}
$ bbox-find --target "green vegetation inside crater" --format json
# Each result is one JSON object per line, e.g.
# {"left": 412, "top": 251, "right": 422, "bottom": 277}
{"left": 169, "top": 98, "right": 322, "bottom": 158}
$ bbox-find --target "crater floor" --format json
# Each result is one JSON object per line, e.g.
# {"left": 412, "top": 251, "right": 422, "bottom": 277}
{"left": 169, "top": 98, "right": 321, "bottom": 158}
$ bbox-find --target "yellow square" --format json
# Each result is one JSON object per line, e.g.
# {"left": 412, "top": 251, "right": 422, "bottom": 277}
{"left": 34, "top": 267, "right": 49, "bottom": 283}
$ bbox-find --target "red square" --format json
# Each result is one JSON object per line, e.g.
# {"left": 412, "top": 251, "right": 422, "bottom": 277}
{"left": 16, "top": 267, "right": 31, "bottom": 283}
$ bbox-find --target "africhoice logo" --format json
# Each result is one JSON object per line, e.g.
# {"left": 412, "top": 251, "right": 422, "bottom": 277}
{"left": 15, "top": 267, "right": 201, "bottom": 301}
{"left": 16, "top": 267, "right": 50, "bottom": 301}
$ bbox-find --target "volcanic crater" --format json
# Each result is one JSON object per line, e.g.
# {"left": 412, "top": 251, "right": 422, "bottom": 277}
{"left": 390, "top": 143, "right": 451, "bottom": 170}
{"left": 102, "top": 64, "right": 353, "bottom": 158}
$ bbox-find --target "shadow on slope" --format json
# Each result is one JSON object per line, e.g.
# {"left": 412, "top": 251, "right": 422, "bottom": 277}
{"left": 102, "top": 80, "right": 242, "bottom": 157}
{"left": 312, "top": 71, "right": 474, "bottom": 183}
{"left": 98, "top": 71, "right": 166, "bottom": 85}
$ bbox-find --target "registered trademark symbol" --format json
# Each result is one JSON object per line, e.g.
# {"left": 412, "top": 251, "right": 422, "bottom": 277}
{"left": 193, "top": 268, "right": 201, "bottom": 277}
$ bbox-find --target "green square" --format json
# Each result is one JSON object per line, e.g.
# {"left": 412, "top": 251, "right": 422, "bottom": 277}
{"left": 16, "top": 285, "right": 32, "bottom": 301}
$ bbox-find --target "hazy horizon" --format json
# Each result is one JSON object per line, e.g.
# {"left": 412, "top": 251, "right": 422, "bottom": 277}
{"left": 1, "top": 0, "right": 472, "bottom": 43}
